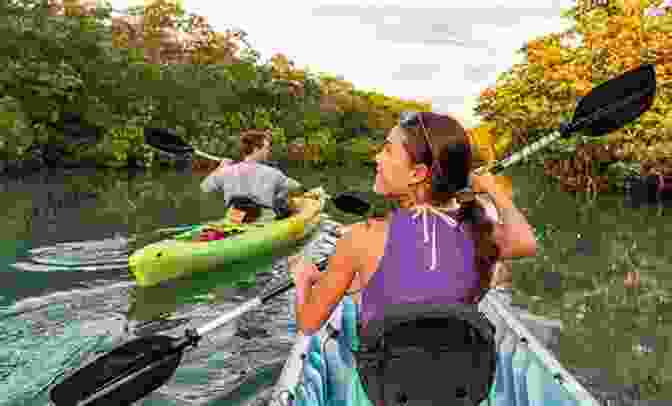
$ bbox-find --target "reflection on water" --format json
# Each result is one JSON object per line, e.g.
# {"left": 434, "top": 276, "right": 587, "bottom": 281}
{"left": 0, "top": 166, "right": 670, "bottom": 404}
{"left": 127, "top": 260, "right": 276, "bottom": 324}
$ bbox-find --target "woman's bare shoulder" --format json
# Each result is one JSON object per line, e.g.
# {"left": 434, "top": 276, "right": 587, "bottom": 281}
{"left": 345, "top": 218, "right": 388, "bottom": 252}
{"left": 349, "top": 217, "right": 388, "bottom": 233}
{"left": 334, "top": 219, "right": 385, "bottom": 273}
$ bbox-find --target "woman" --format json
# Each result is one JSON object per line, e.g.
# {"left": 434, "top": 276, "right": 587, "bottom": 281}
{"left": 200, "top": 129, "right": 303, "bottom": 224}
{"left": 289, "top": 112, "right": 537, "bottom": 335}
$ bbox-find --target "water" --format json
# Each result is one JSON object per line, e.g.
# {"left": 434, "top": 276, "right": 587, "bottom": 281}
{"left": 0, "top": 164, "right": 670, "bottom": 405}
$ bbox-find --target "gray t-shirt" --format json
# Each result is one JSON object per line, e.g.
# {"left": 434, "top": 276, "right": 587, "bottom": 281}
{"left": 200, "top": 161, "right": 302, "bottom": 210}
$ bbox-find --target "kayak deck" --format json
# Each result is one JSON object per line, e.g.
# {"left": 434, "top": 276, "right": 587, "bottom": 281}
{"left": 270, "top": 289, "right": 601, "bottom": 406}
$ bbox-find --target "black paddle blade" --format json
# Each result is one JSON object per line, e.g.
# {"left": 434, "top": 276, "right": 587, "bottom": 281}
{"left": 62, "top": 122, "right": 104, "bottom": 146}
{"left": 144, "top": 127, "right": 194, "bottom": 155}
{"left": 569, "top": 64, "right": 656, "bottom": 137}
{"left": 332, "top": 192, "right": 371, "bottom": 216}
{"left": 47, "top": 113, "right": 104, "bottom": 145}
{"left": 50, "top": 334, "right": 188, "bottom": 406}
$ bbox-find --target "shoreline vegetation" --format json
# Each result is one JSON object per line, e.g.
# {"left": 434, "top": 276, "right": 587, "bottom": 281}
{"left": 2, "top": 0, "right": 671, "bottom": 195}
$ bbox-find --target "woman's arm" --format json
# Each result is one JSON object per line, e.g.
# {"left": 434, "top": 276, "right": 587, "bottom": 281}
{"left": 489, "top": 191, "right": 537, "bottom": 259}
{"left": 472, "top": 173, "right": 537, "bottom": 259}
{"left": 291, "top": 224, "right": 362, "bottom": 335}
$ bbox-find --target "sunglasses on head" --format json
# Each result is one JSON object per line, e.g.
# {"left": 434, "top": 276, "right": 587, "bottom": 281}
{"left": 398, "top": 111, "right": 441, "bottom": 175}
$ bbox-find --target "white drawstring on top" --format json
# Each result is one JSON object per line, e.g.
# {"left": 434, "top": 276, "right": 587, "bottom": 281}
{"left": 410, "top": 204, "right": 460, "bottom": 271}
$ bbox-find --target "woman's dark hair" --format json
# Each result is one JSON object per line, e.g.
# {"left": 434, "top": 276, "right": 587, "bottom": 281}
{"left": 385, "top": 112, "right": 500, "bottom": 294}
{"left": 239, "top": 129, "right": 272, "bottom": 159}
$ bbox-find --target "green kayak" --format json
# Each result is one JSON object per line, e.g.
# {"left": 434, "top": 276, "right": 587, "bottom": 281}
{"left": 127, "top": 219, "right": 343, "bottom": 323}
{"left": 128, "top": 187, "right": 328, "bottom": 287}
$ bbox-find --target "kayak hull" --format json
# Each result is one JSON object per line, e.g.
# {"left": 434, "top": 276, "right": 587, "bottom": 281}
{"left": 128, "top": 188, "right": 327, "bottom": 287}
{"left": 270, "top": 288, "right": 601, "bottom": 406}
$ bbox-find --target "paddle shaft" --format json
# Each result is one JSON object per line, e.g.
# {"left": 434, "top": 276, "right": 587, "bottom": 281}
{"left": 194, "top": 149, "right": 224, "bottom": 162}
{"left": 197, "top": 254, "right": 332, "bottom": 336}
{"left": 474, "top": 131, "right": 563, "bottom": 176}
{"left": 197, "top": 280, "right": 293, "bottom": 336}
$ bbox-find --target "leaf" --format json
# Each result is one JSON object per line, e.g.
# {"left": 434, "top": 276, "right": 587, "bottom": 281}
{"left": 0, "top": 111, "right": 18, "bottom": 128}
{"left": 494, "top": 132, "right": 513, "bottom": 156}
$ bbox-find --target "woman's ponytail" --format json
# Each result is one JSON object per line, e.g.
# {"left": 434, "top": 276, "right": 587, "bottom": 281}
{"left": 455, "top": 191, "right": 499, "bottom": 297}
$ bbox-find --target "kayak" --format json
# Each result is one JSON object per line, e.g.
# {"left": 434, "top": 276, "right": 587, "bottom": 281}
{"left": 128, "top": 187, "right": 328, "bottom": 287}
{"left": 269, "top": 287, "right": 601, "bottom": 406}
{"left": 126, "top": 219, "right": 343, "bottom": 322}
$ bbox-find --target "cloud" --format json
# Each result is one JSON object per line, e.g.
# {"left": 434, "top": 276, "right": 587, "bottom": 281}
{"left": 311, "top": 3, "right": 569, "bottom": 23}
{"left": 312, "top": 4, "right": 572, "bottom": 47}
{"left": 463, "top": 63, "right": 500, "bottom": 83}
{"left": 430, "top": 94, "right": 471, "bottom": 108}
{"left": 109, "top": 0, "right": 576, "bottom": 128}
{"left": 390, "top": 64, "right": 443, "bottom": 80}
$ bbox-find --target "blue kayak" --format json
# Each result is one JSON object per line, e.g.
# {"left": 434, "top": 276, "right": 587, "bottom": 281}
{"left": 269, "top": 288, "right": 600, "bottom": 406}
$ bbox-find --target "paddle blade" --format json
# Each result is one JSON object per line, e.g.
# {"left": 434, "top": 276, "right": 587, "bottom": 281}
{"left": 47, "top": 113, "right": 104, "bottom": 145}
{"left": 62, "top": 122, "right": 104, "bottom": 145}
{"left": 50, "top": 334, "right": 186, "bottom": 406}
{"left": 144, "top": 127, "right": 194, "bottom": 155}
{"left": 332, "top": 192, "right": 371, "bottom": 216}
{"left": 570, "top": 64, "right": 656, "bottom": 137}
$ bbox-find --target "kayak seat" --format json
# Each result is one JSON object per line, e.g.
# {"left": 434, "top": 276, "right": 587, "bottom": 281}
{"left": 197, "top": 195, "right": 290, "bottom": 241}
{"left": 227, "top": 195, "right": 295, "bottom": 222}
{"left": 227, "top": 196, "right": 267, "bottom": 224}
{"left": 354, "top": 303, "right": 496, "bottom": 406}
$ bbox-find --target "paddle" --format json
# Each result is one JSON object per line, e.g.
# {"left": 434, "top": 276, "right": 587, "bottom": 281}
{"left": 144, "top": 126, "right": 293, "bottom": 174}
{"left": 48, "top": 192, "right": 370, "bottom": 406}
{"left": 24, "top": 113, "right": 105, "bottom": 162}
{"left": 473, "top": 64, "right": 656, "bottom": 176}
{"left": 53, "top": 112, "right": 105, "bottom": 146}
{"left": 144, "top": 127, "right": 225, "bottom": 162}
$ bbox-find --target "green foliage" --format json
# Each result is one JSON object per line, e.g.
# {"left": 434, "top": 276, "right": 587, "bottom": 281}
{"left": 0, "top": 0, "right": 429, "bottom": 172}
{"left": 343, "top": 137, "right": 377, "bottom": 166}
{"left": 0, "top": 97, "right": 34, "bottom": 161}
{"left": 605, "top": 161, "right": 643, "bottom": 188}
{"left": 305, "top": 128, "right": 337, "bottom": 167}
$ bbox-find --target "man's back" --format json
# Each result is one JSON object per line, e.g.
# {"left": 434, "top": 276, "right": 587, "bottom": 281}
{"left": 200, "top": 161, "right": 301, "bottom": 211}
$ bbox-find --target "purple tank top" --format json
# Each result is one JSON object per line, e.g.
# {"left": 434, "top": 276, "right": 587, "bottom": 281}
{"left": 360, "top": 208, "right": 481, "bottom": 328}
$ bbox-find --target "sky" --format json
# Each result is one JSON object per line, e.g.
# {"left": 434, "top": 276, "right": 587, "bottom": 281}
{"left": 108, "top": 0, "right": 577, "bottom": 127}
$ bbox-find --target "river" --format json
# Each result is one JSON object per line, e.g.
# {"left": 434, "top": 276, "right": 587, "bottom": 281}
{"left": 0, "top": 164, "right": 670, "bottom": 405}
